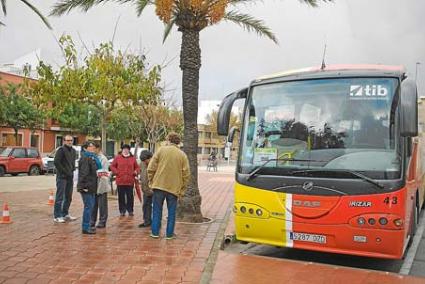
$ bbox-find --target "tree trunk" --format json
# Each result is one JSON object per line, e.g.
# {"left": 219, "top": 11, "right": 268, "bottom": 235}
{"left": 176, "top": 29, "right": 203, "bottom": 222}
{"left": 101, "top": 114, "right": 107, "bottom": 152}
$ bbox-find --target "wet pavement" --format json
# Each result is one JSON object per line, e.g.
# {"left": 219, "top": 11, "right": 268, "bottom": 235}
{"left": 211, "top": 251, "right": 425, "bottom": 284}
{"left": 2, "top": 169, "right": 425, "bottom": 283}
{"left": 0, "top": 172, "right": 234, "bottom": 283}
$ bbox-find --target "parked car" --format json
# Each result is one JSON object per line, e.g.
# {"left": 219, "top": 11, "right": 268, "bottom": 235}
{"left": 42, "top": 145, "right": 81, "bottom": 173}
{"left": 0, "top": 146, "right": 44, "bottom": 177}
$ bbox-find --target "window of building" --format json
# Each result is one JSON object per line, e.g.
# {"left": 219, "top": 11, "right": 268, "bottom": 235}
{"left": 55, "top": 136, "right": 63, "bottom": 148}
{"left": 1, "top": 133, "right": 23, "bottom": 146}
{"left": 205, "top": 132, "right": 212, "bottom": 139}
{"left": 30, "top": 134, "right": 39, "bottom": 148}
{"left": 73, "top": 137, "right": 78, "bottom": 145}
{"left": 197, "top": 147, "right": 203, "bottom": 154}
{"left": 12, "top": 148, "right": 26, "bottom": 158}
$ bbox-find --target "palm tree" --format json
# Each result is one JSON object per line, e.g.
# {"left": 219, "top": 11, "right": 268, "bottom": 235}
{"left": 0, "top": 0, "right": 51, "bottom": 28}
{"left": 51, "top": 0, "right": 332, "bottom": 222}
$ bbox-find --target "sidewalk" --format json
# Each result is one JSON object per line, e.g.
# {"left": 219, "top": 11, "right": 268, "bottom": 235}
{"left": 211, "top": 251, "right": 425, "bottom": 284}
{"left": 0, "top": 172, "right": 234, "bottom": 283}
{"left": 2, "top": 171, "right": 425, "bottom": 283}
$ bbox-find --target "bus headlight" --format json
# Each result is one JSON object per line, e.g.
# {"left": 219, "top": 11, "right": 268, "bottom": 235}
{"left": 357, "top": 217, "right": 366, "bottom": 225}
{"left": 350, "top": 214, "right": 402, "bottom": 230}
{"left": 393, "top": 219, "right": 403, "bottom": 227}
{"left": 234, "top": 203, "right": 269, "bottom": 218}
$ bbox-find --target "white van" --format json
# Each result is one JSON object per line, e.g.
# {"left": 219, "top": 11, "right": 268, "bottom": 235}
{"left": 42, "top": 145, "right": 81, "bottom": 173}
{"left": 108, "top": 147, "right": 148, "bottom": 165}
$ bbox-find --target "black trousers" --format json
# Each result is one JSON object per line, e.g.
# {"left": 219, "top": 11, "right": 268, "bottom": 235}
{"left": 117, "top": 185, "right": 134, "bottom": 214}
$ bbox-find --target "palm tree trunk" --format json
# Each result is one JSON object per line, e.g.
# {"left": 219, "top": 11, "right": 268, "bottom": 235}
{"left": 177, "top": 29, "right": 203, "bottom": 222}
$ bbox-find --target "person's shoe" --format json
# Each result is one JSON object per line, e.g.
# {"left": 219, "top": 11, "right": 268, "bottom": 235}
{"left": 64, "top": 215, "right": 77, "bottom": 221}
{"left": 120, "top": 212, "right": 125, "bottom": 217}
{"left": 82, "top": 229, "right": 96, "bottom": 235}
{"left": 138, "top": 223, "right": 151, "bottom": 228}
{"left": 128, "top": 212, "right": 134, "bottom": 217}
{"left": 150, "top": 233, "right": 160, "bottom": 239}
{"left": 53, "top": 217, "right": 66, "bottom": 223}
{"left": 165, "top": 234, "right": 177, "bottom": 240}
{"left": 96, "top": 224, "right": 106, "bottom": 229}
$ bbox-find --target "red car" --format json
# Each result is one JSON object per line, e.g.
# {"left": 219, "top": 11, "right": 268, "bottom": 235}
{"left": 0, "top": 147, "right": 43, "bottom": 177}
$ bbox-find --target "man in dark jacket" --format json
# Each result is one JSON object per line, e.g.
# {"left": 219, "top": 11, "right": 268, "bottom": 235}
{"left": 77, "top": 141, "right": 100, "bottom": 234}
{"left": 53, "top": 134, "right": 77, "bottom": 223}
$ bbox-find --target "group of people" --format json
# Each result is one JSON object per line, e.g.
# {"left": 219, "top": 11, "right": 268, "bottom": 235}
{"left": 53, "top": 133, "right": 190, "bottom": 239}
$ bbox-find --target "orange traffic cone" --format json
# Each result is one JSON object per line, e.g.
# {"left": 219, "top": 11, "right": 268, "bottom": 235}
{"left": 47, "top": 190, "right": 54, "bottom": 206}
{"left": 0, "top": 202, "right": 12, "bottom": 224}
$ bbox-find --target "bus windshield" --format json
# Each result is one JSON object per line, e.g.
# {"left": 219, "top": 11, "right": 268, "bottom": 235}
{"left": 239, "top": 78, "right": 401, "bottom": 180}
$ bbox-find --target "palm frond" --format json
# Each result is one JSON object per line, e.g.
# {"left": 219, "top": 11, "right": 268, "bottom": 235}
{"left": 299, "top": 0, "right": 334, "bottom": 7}
{"left": 51, "top": 0, "right": 101, "bottom": 16}
{"left": 223, "top": 10, "right": 278, "bottom": 44}
{"left": 50, "top": 0, "right": 136, "bottom": 16}
{"left": 20, "top": 0, "right": 52, "bottom": 29}
{"left": 1, "top": 0, "right": 6, "bottom": 15}
{"left": 136, "top": 0, "right": 151, "bottom": 17}
{"left": 162, "top": 18, "right": 175, "bottom": 43}
{"left": 227, "top": 0, "right": 261, "bottom": 6}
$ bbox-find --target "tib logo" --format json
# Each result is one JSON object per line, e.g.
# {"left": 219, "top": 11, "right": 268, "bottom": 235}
{"left": 350, "top": 85, "right": 388, "bottom": 97}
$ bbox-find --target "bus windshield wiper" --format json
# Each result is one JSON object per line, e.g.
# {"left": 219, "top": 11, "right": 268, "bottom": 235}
{"left": 247, "top": 158, "right": 323, "bottom": 181}
{"left": 292, "top": 169, "right": 385, "bottom": 189}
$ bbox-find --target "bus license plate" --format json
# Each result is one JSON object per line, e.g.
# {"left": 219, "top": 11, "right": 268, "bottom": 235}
{"left": 290, "top": 232, "right": 326, "bottom": 244}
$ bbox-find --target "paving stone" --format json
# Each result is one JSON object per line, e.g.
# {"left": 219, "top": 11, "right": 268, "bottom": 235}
{"left": 1, "top": 172, "right": 233, "bottom": 283}
{"left": 410, "top": 260, "right": 425, "bottom": 278}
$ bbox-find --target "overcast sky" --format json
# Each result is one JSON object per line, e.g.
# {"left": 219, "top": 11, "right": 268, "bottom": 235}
{"left": 0, "top": 0, "right": 424, "bottom": 103}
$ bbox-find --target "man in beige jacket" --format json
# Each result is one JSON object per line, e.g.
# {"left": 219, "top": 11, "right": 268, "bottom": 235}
{"left": 148, "top": 132, "right": 190, "bottom": 239}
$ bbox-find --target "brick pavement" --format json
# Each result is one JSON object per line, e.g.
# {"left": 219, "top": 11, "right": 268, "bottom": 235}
{"left": 211, "top": 252, "right": 425, "bottom": 284}
{"left": 0, "top": 172, "right": 234, "bottom": 284}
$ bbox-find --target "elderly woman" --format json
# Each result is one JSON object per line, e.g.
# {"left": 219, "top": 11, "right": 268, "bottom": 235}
{"left": 77, "top": 141, "right": 101, "bottom": 234}
{"left": 110, "top": 144, "right": 140, "bottom": 217}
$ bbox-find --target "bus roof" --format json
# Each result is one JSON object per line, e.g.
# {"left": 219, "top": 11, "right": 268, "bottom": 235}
{"left": 255, "top": 64, "right": 406, "bottom": 83}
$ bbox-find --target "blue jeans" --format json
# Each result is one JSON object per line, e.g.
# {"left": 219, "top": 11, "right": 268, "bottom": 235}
{"left": 80, "top": 192, "right": 95, "bottom": 231}
{"left": 151, "top": 189, "right": 177, "bottom": 237}
{"left": 142, "top": 193, "right": 153, "bottom": 225}
{"left": 54, "top": 175, "right": 74, "bottom": 218}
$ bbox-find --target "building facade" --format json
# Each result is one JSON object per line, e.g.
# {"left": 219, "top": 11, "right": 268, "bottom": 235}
{"left": 0, "top": 71, "right": 86, "bottom": 154}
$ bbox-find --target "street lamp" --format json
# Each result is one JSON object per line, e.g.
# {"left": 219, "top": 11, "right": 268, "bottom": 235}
{"left": 415, "top": 62, "right": 421, "bottom": 83}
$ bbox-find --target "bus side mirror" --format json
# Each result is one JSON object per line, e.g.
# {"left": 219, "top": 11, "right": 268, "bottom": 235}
{"left": 217, "top": 88, "right": 247, "bottom": 136}
{"left": 228, "top": 127, "right": 240, "bottom": 143}
{"left": 400, "top": 79, "right": 418, "bottom": 137}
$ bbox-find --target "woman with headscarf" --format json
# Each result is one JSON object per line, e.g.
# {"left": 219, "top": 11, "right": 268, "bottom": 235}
{"left": 77, "top": 141, "right": 102, "bottom": 234}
